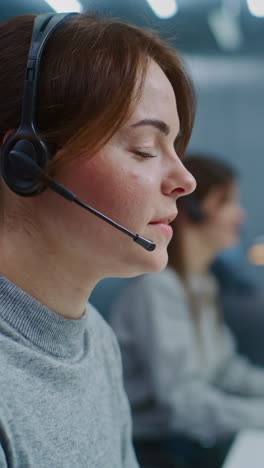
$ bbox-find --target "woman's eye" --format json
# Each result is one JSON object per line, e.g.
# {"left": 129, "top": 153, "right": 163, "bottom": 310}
{"left": 133, "top": 150, "right": 157, "bottom": 159}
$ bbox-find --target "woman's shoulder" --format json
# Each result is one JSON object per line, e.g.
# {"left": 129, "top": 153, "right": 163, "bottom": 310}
{"left": 87, "top": 302, "right": 128, "bottom": 384}
{"left": 87, "top": 302, "right": 127, "bottom": 358}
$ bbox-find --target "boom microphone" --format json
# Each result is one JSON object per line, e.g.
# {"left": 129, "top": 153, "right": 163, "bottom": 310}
{"left": 9, "top": 150, "right": 156, "bottom": 252}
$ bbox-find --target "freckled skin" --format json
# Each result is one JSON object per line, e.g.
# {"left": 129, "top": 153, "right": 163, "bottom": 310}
{"left": 36, "top": 60, "right": 196, "bottom": 278}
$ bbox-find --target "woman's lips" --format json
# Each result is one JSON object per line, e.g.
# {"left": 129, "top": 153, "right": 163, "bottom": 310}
{"left": 149, "top": 221, "right": 174, "bottom": 239}
{"left": 149, "top": 212, "right": 177, "bottom": 239}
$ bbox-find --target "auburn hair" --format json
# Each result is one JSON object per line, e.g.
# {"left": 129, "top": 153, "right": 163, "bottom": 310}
{"left": 0, "top": 12, "right": 196, "bottom": 174}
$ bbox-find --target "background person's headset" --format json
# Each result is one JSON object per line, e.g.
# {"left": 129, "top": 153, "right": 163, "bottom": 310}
{"left": 184, "top": 196, "right": 205, "bottom": 223}
{"left": 0, "top": 13, "right": 155, "bottom": 252}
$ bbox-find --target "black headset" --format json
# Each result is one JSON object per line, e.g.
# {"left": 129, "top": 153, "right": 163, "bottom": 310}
{"left": 0, "top": 12, "right": 76, "bottom": 197}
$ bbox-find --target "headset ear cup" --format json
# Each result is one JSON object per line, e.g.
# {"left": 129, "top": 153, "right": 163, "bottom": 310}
{"left": 185, "top": 197, "right": 204, "bottom": 223}
{"left": 1, "top": 134, "right": 51, "bottom": 196}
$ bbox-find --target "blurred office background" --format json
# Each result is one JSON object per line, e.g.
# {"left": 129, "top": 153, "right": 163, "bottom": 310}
{"left": 1, "top": 0, "right": 264, "bottom": 364}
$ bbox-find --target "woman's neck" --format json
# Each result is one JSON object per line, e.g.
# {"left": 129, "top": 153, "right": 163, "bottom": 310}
{"left": 0, "top": 229, "right": 99, "bottom": 319}
{"left": 181, "top": 226, "right": 219, "bottom": 276}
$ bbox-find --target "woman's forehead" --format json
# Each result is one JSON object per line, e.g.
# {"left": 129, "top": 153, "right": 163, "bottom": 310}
{"left": 126, "top": 61, "right": 179, "bottom": 131}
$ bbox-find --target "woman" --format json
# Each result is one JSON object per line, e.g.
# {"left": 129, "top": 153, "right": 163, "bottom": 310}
{"left": 110, "top": 154, "right": 264, "bottom": 468}
{"left": 0, "top": 12, "right": 196, "bottom": 468}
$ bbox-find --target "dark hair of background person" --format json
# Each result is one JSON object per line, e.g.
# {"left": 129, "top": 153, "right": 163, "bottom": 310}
{"left": 168, "top": 153, "right": 237, "bottom": 278}
{"left": 0, "top": 12, "right": 196, "bottom": 178}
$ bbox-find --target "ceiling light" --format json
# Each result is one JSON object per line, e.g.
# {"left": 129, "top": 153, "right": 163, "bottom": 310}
{"left": 146, "top": 0, "right": 178, "bottom": 19}
{"left": 44, "top": 0, "right": 83, "bottom": 13}
{"left": 247, "top": 0, "right": 264, "bottom": 17}
{"left": 208, "top": 6, "right": 243, "bottom": 51}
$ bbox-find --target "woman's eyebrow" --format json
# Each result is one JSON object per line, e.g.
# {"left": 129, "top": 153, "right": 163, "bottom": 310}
{"left": 130, "top": 119, "right": 170, "bottom": 136}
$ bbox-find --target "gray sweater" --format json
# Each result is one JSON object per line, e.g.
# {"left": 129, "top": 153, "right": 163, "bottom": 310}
{"left": 0, "top": 275, "right": 138, "bottom": 467}
{"left": 110, "top": 267, "right": 264, "bottom": 444}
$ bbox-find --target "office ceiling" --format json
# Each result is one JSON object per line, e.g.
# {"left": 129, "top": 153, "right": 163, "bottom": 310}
{"left": 1, "top": 0, "right": 263, "bottom": 56}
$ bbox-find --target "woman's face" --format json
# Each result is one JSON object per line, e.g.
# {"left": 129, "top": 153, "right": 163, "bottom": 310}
{"left": 200, "top": 181, "right": 246, "bottom": 250}
{"left": 37, "top": 59, "right": 196, "bottom": 278}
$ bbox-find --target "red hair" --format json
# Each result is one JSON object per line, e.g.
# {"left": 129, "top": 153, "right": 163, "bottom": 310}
{"left": 0, "top": 13, "right": 196, "bottom": 173}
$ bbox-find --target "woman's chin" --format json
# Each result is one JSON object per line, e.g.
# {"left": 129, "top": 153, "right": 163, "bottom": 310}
{"left": 117, "top": 250, "right": 169, "bottom": 278}
{"left": 142, "top": 250, "right": 169, "bottom": 274}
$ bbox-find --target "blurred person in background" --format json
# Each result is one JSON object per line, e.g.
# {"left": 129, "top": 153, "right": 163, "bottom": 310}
{"left": 110, "top": 153, "right": 264, "bottom": 468}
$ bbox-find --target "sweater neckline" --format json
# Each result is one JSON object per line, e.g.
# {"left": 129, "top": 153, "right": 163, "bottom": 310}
{"left": 0, "top": 275, "right": 89, "bottom": 359}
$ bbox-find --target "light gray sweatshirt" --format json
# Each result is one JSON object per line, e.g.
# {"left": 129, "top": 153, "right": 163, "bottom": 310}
{"left": 110, "top": 267, "right": 264, "bottom": 444}
{"left": 0, "top": 275, "right": 139, "bottom": 467}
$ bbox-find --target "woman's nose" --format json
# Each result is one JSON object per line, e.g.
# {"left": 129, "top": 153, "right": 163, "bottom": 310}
{"left": 162, "top": 159, "right": 196, "bottom": 197}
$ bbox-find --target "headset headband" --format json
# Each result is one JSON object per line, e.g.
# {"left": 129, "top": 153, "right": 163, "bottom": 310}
{"left": 20, "top": 12, "right": 76, "bottom": 133}
{"left": 0, "top": 12, "right": 77, "bottom": 196}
